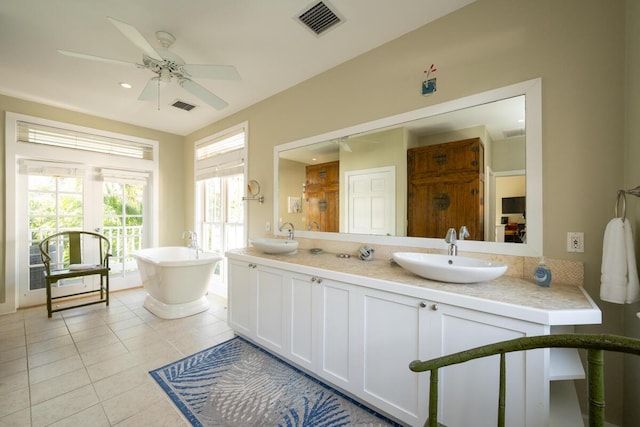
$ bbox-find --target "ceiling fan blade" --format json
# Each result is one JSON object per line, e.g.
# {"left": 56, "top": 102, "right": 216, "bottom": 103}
{"left": 57, "top": 50, "right": 137, "bottom": 67}
{"left": 179, "top": 78, "right": 228, "bottom": 110}
{"left": 182, "top": 64, "right": 240, "bottom": 80}
{"left": 138, "top": 78, "right": 160, "bottom": 101}
{"left": 107, "top": 17, "right": 163, "bottom": 61}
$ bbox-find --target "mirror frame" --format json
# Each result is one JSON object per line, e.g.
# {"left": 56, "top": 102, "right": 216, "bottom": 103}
{"left": 273, "top": 78, "right": 542, "bottom": 257}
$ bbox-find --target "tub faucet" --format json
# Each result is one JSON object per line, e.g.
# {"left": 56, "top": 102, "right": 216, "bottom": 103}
{"left": 307, "top": 221, "right": 320, "bottom": 231}
{"left": 182, "top": 230, "right": 200, "bottom": 258}
{"left": 445, "top": 228, "right": 457, "bottom": 256}
{"left": 279, "top": 222, "right": 295, "bottom": 240}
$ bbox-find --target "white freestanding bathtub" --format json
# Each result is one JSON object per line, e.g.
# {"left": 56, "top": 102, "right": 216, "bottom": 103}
{"left": 132, "top": 246, "right": 223, "bottom": 319}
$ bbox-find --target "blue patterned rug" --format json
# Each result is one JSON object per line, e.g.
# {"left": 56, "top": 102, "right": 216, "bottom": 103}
{"left": 150, "top": 336, "right": 401, "bottom": 426}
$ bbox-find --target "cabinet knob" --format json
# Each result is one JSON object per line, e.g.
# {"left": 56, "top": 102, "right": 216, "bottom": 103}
{"left": 311, "top": 277, "right": 316, "bottom": 282}
{"left": 316, "top": 278, "right": 323, "bottom": 284}
{"left": 431, "top": 303, "right": 439, "bottom": 311}
{"left": 419, "top": 301, "right": 427, "bottom": 308}
{"left": 248, "top": 263, "right": 257, "bottom": 269}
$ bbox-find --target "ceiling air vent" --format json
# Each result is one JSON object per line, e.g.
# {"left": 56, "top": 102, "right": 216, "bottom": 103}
{"left": 503, "top": 128, "right": 526, "bottom": 138}
{"left": 171, "top": 100, "right": 197, "bottom": 111}
{"left": 298, "top": 1, "right": 342, "bottom": 36}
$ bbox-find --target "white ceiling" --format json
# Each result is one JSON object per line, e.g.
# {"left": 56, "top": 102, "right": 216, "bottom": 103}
{"left": 0, "top": 0, "right": 474, "bottom": 136}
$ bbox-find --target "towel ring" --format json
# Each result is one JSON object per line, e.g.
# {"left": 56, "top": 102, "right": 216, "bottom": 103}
{"left": 616, "top": 190, "right": 627, "bottom": 221}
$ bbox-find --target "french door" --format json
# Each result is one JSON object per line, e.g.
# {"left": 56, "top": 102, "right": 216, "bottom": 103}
{"left": 19, "top": 169, "right": 148, "bottom": 308}
{"left": 197, "top": 174, "right": 245, "bottom": 295}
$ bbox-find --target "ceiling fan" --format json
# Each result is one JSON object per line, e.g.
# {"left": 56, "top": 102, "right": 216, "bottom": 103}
{"left": 58, "top": 17, "right": 240, "bottom": 110}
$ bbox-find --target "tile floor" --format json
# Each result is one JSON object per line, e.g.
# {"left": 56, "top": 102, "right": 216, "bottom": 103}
{"left": 0, "top": 288, "right": 234, "bottom": 426}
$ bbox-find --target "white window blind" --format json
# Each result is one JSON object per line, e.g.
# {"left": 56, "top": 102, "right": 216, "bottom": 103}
{"left": 196, "top": 128, "right": 246, "bottom": 180}
{"left": 19, "top": 159, "right": 85, "bottom": 177}
{"left": 17, "top": 121, "right": 154, "bottom": 160}
{"left": 100, "top": 168, "right": 150, "bottom": 185}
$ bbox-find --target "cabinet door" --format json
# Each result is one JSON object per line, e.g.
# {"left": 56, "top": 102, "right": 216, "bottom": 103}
{"left": 433, "top": 304, "right": 547, "bottom": 427}
{"left": 407, "top": 138, "right": 483, "bottom": 177}
{"left": 305, "top": 161, "right": 339, "bottom": 232}
{"left": 285, "top": 272, "right": 316, "bottom": 371}
{"left": 255, "top": 265, "right": 285, "bottom": 353}
{"left": 359, "top": 288, "right": 430, "bottom": 426}
{"left": 227, "top": 259, "right": 255, "bottom": 337}
{"left": 408, "top": 174, "right": 483, "bottom": 239}
{"left": 317, "top": 278, "right": 355, "bottom": 391}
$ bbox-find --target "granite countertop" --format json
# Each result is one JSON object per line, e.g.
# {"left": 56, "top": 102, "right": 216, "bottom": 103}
{"left": 227, "top": 247, "right": 601, "bottom": 325}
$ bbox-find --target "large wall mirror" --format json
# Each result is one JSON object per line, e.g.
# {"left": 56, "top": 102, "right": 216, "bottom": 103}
{"left": 273, "top": 79, "right": 542, "bottom": 256}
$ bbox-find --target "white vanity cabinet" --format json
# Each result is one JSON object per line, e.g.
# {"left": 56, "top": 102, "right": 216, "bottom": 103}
{"left": 227, "top": 259, "right": 286, "bottom": 354}
{"left": 285, "top": 272, "right": 358, "bottom": 390}
{"left": 226, "top": 250, "right": 600, "bottom": 427}
{"left": 227, "top": 259, "right": 255, "bottom": 337}
{"left": 431, "top": 303, "right": 549, "bottom": 426}
{"left": 356, "top": 287, "right": 549, "bottom": 426}
{"left": 357, "top": 287, "right": 431, "bottom": 424}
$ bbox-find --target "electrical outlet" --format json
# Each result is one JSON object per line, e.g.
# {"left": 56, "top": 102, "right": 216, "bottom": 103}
{"left": 265, "top": 221, "right": 271, "bottom": 232}
{"left": 567, "top": 232, "right": 584, "bottom": 253}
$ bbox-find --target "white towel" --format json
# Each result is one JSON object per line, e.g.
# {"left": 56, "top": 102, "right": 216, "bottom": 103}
{"left": 600, "top": 218, "right": 640, "bottom": 304}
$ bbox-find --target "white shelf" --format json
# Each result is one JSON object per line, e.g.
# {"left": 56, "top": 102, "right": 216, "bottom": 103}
{"left": 550, "top": 347, "right": 585, "bottom": 381}
{"left": 550, "top": 381, "right": 585, "bottom": 426}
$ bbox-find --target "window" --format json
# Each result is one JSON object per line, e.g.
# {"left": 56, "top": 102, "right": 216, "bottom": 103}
{"left": 103, "top": 181, "right": 145, "bottom": 276}
{"left": 17, "top": 120, "right": 154, "bottom": 160}
{"left": 195, "top": 123, "right": 248, "bottom": 295}
{"left": 5, "top": 112, "right": 159, "bottom": 310}
{"left": 28, "top": 174, "right": 84, "bottom": 290}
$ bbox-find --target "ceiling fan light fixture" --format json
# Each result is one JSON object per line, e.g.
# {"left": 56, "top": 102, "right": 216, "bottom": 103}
{"left": 159, "top": 68, "right": 171, "bottom": 82}
{"left": 59, "top": 17, "right": 236, "bottom": 111}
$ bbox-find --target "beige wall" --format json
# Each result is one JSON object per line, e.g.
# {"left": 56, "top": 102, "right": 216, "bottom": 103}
{"left": 278, "top": 158, "right": 306, "bottom": 230}
{"left": 493, "top": 137, "right": 526, "bottom": 172}
{"left": 0, "top": 94, "right": 186, "bottom": 304}
{"left": 185, "top": 0, "right": 629, "bottom": 422}
{"left": 624, "top": 0, "right": 640, "bottom": 425}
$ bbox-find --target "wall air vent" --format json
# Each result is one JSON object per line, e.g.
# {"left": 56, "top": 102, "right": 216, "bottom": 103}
{"left": 503, "top": 128, "right": 526, "bottom": 138}
{"left": 298, "top": 1, "right": 342, "bottom": 36}
{"left": 171, "top": 100, "right": 197, "bottom": 111}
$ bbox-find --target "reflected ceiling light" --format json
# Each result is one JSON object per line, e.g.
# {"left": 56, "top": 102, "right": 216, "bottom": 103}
{"left": 119, "top": 82, "right": 132, "bottom": 89}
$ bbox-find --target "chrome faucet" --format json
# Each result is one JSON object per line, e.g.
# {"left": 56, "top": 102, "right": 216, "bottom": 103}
{"left": 445, "top": 228, "right": 457, "bottom": 256}
{"left": 307, "top": 221, "right": 320, "bottom": 231}
{"left": 279, "top": 222, "right": 295, "bottom": 240}
{"left": 182, "top": 230, "right": 200, "bottom": 259}
{"left": 459, "top": 226, "right": 470, "bottom": 240}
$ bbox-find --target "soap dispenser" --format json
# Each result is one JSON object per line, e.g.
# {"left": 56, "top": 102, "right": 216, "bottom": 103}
{"left": 533, "top": 257, "right": 552, "bottom": 287}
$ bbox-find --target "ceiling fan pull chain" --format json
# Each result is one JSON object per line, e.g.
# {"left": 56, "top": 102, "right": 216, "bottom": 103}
{"left": 157, "top": 77, "right": 160, "bottom": 111}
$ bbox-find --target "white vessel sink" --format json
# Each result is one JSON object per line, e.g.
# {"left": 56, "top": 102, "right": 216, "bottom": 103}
{"left": 250, "top": 238, "right": 298, "bottom": 254}
{"left": 392, "top": 252, "right": 507, "bottom": 283}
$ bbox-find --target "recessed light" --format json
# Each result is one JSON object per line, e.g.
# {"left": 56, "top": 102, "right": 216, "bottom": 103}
{"left": 119, "top": 82, "right": 132, "bottom": 89}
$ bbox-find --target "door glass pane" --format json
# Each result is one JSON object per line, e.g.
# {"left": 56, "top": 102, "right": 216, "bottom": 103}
{"left": 225, "top": 174, "right": 245, "bottom": 250}
{"left": 103, "top": 181, "right": 145, "bottom": 276}
{"left": 200, "top": 175, "right": 244, "bottom": 252}
{"left": 28, "top": 175, "right": 83, "bottom": 291}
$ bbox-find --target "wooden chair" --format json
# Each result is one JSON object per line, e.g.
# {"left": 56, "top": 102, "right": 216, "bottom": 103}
{"left": 409, "top": 333, "right": 640, "bottom": 427}
{"left": 39, "top": 231, "right": 111, "bottom": 317}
